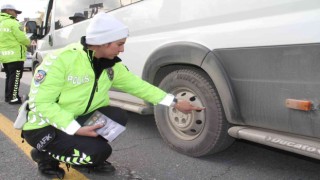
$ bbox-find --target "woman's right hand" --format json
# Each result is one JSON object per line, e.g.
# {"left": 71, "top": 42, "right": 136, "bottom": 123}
{"left": 75, "top": 124, "right": 104, "bottom": 137}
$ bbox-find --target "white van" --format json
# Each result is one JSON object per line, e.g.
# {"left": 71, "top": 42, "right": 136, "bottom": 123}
{"left": 26, "top": 0, "right": 320, "bottom": 159}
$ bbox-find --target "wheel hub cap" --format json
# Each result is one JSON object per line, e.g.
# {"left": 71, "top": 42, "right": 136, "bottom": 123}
{"left": 168, "top": 91, "right": 205, "bottom": 140}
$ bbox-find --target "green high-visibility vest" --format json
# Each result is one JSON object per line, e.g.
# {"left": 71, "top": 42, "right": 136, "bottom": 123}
{"left": 23, "top": 43, "right": 167, "bottom": 135}
{"left": 0, "top": 13, "right": 30, "bottom": 63}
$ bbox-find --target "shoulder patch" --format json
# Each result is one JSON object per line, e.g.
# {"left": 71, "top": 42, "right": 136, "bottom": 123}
{"left": 34, "top": 70, "right": 47, "bottom": 84}
{"left": 106, "top": 68, "right": 114, "bottom": 81}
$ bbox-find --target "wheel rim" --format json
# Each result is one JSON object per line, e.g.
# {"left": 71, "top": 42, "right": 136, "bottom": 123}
{"left": 167, "top": 88, "right": 206, "bottom": 140}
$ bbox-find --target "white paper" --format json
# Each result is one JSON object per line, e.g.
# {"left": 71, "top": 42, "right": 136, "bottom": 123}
{"left": 84, "top": 111, "right": 126, "bottom": 142}
{"left": 14, "top": 100, "right": 29, "bottom": 129}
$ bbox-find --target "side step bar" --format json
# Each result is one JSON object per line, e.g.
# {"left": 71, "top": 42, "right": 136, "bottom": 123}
{"left": 109, "top": 99, "right": 153, "bottom": 115}
{"left": 228, "top": 126, "right": 320, "bottom": 160}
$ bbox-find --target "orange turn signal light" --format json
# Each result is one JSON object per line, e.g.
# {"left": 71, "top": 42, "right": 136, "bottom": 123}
{"left": 285, "top": 99, "right": 312, "bottom": 111}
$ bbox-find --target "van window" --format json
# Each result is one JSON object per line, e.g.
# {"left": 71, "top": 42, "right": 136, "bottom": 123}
{"left": 54, "top": 0, "right": 143, "bottom": 30}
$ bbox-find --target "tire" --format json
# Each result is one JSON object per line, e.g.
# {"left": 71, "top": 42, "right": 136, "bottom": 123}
{"left": 32, "top": 62, "right": 40, "bottom": 75}
{"left": 155, "top": 68, "right": 234, "bottom": 157}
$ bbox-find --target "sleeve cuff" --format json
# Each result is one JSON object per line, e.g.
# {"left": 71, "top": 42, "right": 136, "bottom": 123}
{"left": 65, "top": 120, "right": 81, "bottom": 135}
{"left": 159, "top": 94, "right": 175, "bottom": 106}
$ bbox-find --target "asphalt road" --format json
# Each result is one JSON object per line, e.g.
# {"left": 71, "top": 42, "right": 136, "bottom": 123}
{"left": 1, "top": 71, "right": 320, "bottom": 180}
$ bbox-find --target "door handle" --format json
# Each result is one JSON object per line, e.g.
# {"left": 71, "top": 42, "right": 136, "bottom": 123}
{"left": 49, "top": 35, "right": 53, "bottom": 46}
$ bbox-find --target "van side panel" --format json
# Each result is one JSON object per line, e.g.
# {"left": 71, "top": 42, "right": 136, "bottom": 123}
{"left": 214, "top": 43, "right": 320, "bottom": 137}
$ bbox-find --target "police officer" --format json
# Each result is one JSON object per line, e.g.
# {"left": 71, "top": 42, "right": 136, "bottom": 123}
{"left": 0, "top": 4, "right": 30, "bottom": 104}
{"left": 69, "top": 12, "right": 86, "bottom": 24}
{"left": 22, "top": 13, "right": 204, "bottom": 179}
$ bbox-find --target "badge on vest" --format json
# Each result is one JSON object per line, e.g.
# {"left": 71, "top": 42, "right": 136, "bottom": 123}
{"left": 106, "top": 68, "right": 114, "bottom": 81}
{"left": 34, "top": 70, "right": 46, "bottom": 85}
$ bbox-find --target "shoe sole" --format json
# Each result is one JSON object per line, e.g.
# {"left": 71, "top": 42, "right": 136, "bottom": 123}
{"left": 72, "top": 166, "right": 116, "bottom": 174}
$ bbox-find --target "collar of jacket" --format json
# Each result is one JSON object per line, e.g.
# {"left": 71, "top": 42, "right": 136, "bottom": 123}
{"left": 80, "top": 36, "right": 122, "bottom": 69}
{"left": 0, "top": 12, "right": 17, "bottom": 20}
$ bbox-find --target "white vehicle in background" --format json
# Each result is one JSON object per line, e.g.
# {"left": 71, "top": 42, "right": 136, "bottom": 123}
{"left": 26, "top": 0, "right": 320, "bottom": 159}
{"left": 23, "top": 51, "right": 33, "bottom": 71}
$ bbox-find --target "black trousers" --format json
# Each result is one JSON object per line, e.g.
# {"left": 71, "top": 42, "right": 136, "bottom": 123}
{"left": 3, "top": 61, "right": 24, "bottom": 101}
{"left": 22, "top": 106, "right": 128, "bottom": 166}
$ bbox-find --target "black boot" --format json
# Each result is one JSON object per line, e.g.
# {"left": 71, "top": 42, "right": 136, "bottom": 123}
{"left": 31, "top": 148, "right": 65, "bottom": 179}
{"left": 72, "top": 161, "right": 115, "bottom": 174}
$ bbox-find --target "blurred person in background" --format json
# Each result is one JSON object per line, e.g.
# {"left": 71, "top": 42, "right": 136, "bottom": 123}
{"left": 0, "top": 3, "right": 30, "bottom": 104}
{"left": 69, "top": 12, "right": 86, "bottom": 24}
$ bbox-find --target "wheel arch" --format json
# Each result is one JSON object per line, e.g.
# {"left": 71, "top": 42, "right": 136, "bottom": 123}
{"left": 143, "top": 41, "right": 242, "bottom": 124}
{"left": 142, "top": 42, "right": 208, "bottom": 83}
{"left": 201, "top": 51, "right": 243, "bottom": 124}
